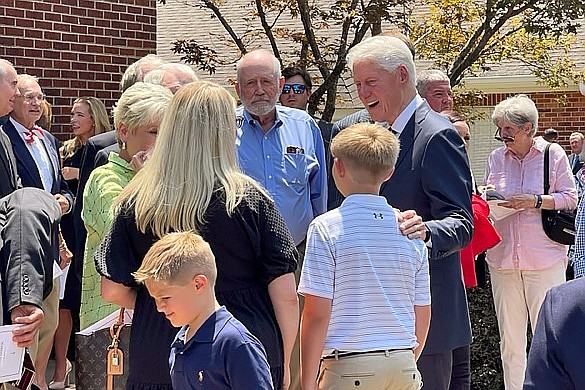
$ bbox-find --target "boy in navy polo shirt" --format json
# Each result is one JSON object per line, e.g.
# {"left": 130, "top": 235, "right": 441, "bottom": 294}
{"left": 133, "top": 231, "right": 274, "bottom": 389}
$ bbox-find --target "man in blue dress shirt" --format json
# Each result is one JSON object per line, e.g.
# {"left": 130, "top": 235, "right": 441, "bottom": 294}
{"left": 234, "top": 49, "right": 327, "bottom": 247}
{"left": 234, "top": 49, "right": 327, "bottom": 390}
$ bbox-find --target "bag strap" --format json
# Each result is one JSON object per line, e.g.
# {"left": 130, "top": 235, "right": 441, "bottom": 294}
{"left": 544, "top": 142, "right": 551, "bottom": 195}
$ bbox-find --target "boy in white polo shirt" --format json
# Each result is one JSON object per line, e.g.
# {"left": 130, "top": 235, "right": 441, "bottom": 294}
{"left": 298, "top": 122, "right": 431, "bottom": 390}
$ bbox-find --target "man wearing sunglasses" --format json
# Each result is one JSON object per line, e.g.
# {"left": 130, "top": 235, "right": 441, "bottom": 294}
{"left": 279, "top": 67, "right": 335, "bottom": 211}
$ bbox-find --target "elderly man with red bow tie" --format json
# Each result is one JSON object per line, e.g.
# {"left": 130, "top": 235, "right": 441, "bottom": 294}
{"left": 3, "top": 73, "right": 73, "bottom": 390}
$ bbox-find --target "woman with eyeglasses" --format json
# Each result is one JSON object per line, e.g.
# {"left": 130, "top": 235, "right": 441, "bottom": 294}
{"left": 483, "top": 94, "right": 576, "bottom": 390}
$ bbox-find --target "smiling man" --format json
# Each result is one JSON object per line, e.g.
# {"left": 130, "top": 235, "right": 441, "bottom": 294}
{"left": 347, "top": 36, "right": 473, "bottom": 390}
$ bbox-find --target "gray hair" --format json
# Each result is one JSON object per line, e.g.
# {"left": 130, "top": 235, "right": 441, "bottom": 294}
{"left": 347, "top": 36, "right": 415, "bottom": 85}
{"left": 143, "top": 63, "right": 199, "bottom": 85}
{"left": 492, "top": 94, "right": 539, "bottom": 136}
{"left": 416, "top": 69, "right": 451, "bottom": 97}
{"left": 113, "top": 82, "right": 173, "bottom": 146}
{"left": 0, "top": 59, "right": 15, "bottom": 82}
{"left": 120, "top": 54, "right": 166, "bottom": 93}
{"left": 570, "top": 132, "right": 584, "bottom": 141}
{"left": 235, "top": 50, "right": 281, "bottom": 83}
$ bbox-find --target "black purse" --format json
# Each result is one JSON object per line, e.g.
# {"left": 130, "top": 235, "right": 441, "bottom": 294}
{"left": 541, "top": 143, "right": 576, "bottom": 245}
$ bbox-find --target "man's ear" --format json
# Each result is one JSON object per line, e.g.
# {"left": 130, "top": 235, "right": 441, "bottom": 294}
{"left": 234, "top": 82, "right": 241, "bottom": 99}
{"left": 278, "top": 76, "right": 285, "bottom": 90}
{"left": 398, "top": 65, "right": 409, "bottom": 84}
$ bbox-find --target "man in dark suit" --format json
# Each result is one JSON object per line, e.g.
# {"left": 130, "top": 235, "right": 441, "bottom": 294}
{"left": 0, "top": 59, "right": 61, "bottom": 353}
{"left": 523, "top": 278, "right": 585, "bottom": 389}
{"left": 3, "top": 73, "right": 74, "bottom": 388}
{"left": 346, "top": 36, "right": 474, "bottom": 389}
{"left": 569, "top": 132, "right": 584, "bottom": 174}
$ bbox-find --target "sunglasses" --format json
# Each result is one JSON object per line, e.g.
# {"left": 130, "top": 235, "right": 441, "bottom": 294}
{"left": 494, "top": 128, "right": 515, "bottom": 143}
{"left": 282, "top": 83, "right": 306, "bottom": 94}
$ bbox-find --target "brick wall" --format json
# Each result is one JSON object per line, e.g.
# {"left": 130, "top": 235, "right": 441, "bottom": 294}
{"left": 0, "top": 0, "right": 157, "bottom": 139}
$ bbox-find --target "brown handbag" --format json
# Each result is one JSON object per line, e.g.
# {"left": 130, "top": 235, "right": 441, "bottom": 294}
{"left": 75, "top": 309, "right": 130, "bottom": 390}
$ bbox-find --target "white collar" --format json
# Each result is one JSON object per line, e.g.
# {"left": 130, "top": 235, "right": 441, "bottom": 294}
{"left": 390, "top": 94, "right": 424, "bottom": 134}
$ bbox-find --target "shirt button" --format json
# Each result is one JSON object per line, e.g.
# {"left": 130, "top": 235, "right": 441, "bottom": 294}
{"left": 268, "top": 175, "right": 272, "bottom": 179}
{"left": 267, "top": 155, "right": 270, "bottom": 159}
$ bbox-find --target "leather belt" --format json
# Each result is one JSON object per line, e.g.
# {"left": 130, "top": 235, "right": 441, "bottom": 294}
{"left": 322, "top": 348, "right": 413, "bottom": 360}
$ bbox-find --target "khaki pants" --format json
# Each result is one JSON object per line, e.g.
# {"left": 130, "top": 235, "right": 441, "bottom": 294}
{"left": 3, "top": 279, "right": 60, "bottom": 390}
{"left": 490, "top": 262, "right": 565, "bottom": 390}
{"left": 318, "top": 350, "right": 421, "bottom": 390}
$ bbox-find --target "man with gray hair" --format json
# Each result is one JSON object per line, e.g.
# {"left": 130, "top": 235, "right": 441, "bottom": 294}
{"left": 234, "top": 49, "right": 327, "bottom": 390}
{"left": 416, "top": 69, "right": 453, "bottom": 113}
{"left": 343, "top": 35, "right": 473, "bottom": 390}
{"left": 119, "top": 53, "right": 165, "bottom": 93}
{"left": 0, "top": 59, "right": 61, "bottom": 383}
{"left": 143, "top": 62, "right": 199, "bottom": 93}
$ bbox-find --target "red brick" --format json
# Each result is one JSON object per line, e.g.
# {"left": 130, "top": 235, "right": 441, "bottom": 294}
{"left": 61, "top": 52, "right": 77, "bottom": 61}
{"left": 6, "top": 8, "right": 24, "bottom": 17}
{"left": 35, "top": 20, "right": 53, "bottom": 30}
{"left": 78, "top": 34, "right": 95, "bottom": 43}
{"left": 70, "top": 43, "right": 86, "bottom": 52}
{"left": 79, "top": 53, "right": 95, "bottom": 62}
{"left": 34, "top": 2, "right": 52, "bottom": 11}
{"left": 43, "top": 50, "right": 61, "bottom": 59}
{"left": 4, "top": 27, "right": 24, "bottom": 36}
{"left": 18, "top": 1, "right": 34, "bottom": 10}
{"left": 105, "top": 29, "right": 121, "bottom": 37}
{"left": 43, "top": 31, "right": 61, "bottom": 40}
{"left": 71, "top": 25, "right": 88, "bottom": 34}
{"left": 112, "top": 21, "right": 127, "bottom": 29}
{"left": 62, "top": 15, "right": 79, "bottom": 24}
{"left": 19, "top": 38, "right": 34, "bottom": 48}
{"left": 0, "top": 16, "right": 15, "bottom": 26}
{"left": 53, "top": 79, "right": 71, "bottom": 88}
{"left": 18, "top": 58, "right": 34, "bottom": 67}
{"left": 71, "top": 7, "right": 87, "bottom": 17}
{"left": 61, "top": 33, "right": 78, "bottom": 42}
{"left": 121, "top": 13, "right": 136, "bottom": 22}
{"left": 94, "top": 1, "right": 111, "bottom": 10}
{"left": 53, "top": 22, "right": 70, "bottom": 32}
{"left": 35, "top": 58, "right": 53, "bottom": 68}
{"left": 104, "top": 46, "right": 120, "bottom": 55}
{"left": 88, "top": 27, "right": 104, "bottom": 35}
{"left": 17, "top": 18, "right": 34, "bottom": 28}
{"left": 120, "top": 30, "right": 136, "bottom": 38}
{"left": 45, "top": 12, "right": 61, "bottom": 22}
{"left": 112, "top": 4, "right": 127, "bottom": 12}
{"left": 78, "top": 17, "right": 95, "bottom": 26}
{"left": 71, "top": 61, "right": 88, "bottom": 70}
{"left": 0, "top": 36, "right": 15, "bottom": 46}
{"left": 87, "top": 9, "right": 104, "bottom": 18}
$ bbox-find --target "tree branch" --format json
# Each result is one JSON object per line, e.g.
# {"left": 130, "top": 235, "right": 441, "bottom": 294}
{"left": 255, "top": 0, "right": 281, "bottom": 62}
{"left": 201, "top": 0, "right": 247, "bottom": 55}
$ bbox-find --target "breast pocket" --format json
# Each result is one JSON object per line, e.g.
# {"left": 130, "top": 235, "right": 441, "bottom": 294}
{"left": 284, "top": 153, "right": 309, "bottom": 193}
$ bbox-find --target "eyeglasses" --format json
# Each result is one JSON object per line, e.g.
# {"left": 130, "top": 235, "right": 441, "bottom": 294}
{"left": 494, "top": 128, "right": 516, "bottom": 143}
{"left": 19, "top": 94, "right": 44, "bottom": 103}
{"left": 282, "top": 84, "right": 306, "bottom": 94}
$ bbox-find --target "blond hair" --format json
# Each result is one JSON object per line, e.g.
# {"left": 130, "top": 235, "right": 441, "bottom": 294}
{"left": 61, "top": 97, "right": 111, "bottom": 159}
{"left": 113, "top": 82, "right": 172, "bottom": 147}
{"left": 331, "top": 122, "right": 400, "bottom": 180}
{"left": 134, "top": 231, "right": 217, "bottom": 286}
{"left": 115, "top": 81, "right": 267, "bottom": 237}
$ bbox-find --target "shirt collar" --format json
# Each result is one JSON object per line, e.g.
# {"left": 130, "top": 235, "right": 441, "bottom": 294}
{"left": 10, "top": 117, "right": 43, "bottom": 140}
{"left": 504, "top": 135, "right": 548, "bottom": 158}
{"left": 390, "top": 94, "right": 424, "bottom": 134}
{"left": 242, "top": 107, "right": 283, "bottom": 132}
{"left": 171, "top": 306, "right": 231, "bottom": 353}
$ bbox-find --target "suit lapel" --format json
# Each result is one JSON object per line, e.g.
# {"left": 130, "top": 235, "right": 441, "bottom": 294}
{"left": 4, "top": 120, "right": 44, "bottom": 188}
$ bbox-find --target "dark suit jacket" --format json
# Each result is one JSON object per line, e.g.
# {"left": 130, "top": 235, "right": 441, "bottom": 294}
{"left": 570, "top": 153, "right": 583, "bottom": 175}
{"left": 0, "top": 126, "right": 60, "bottom": 323}
{"left": 333, "top": 108, "right": 372, "bottom": 131}
{"left": 3, "top": 119, "right": 73, "bottom": 205}
{"left": 380, "top": 102, "right": 473, "bottom": 354}
{"left": 0, "top": 130, "right": 20, "bottom": 198}
{"left": 524, "top": 278, "right": 585, "bottom": 389}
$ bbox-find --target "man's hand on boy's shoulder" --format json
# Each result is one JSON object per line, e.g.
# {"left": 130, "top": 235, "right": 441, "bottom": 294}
{"left": 396, "top": 209, "right": 428, "bottom": 241}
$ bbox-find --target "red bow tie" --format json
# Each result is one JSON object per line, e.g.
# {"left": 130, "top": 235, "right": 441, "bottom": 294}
{"left": 23, "top": 126, "right": 44, "bottom": 144}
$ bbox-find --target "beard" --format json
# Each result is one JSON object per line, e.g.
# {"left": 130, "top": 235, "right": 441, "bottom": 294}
{"left": 243, "top": 94, "right": 279, "bottom": 117}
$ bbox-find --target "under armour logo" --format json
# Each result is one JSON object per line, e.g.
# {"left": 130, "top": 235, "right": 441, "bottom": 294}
{"left": 373, "top": 213, "right": 383, "bottom": 219}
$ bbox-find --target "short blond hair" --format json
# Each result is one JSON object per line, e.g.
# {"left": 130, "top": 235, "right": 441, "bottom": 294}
{"left": 330, "top": 123, "right": 400, "bottom": 180}
{"left": 133, "top": 231, "right": 217, "bottom": 287}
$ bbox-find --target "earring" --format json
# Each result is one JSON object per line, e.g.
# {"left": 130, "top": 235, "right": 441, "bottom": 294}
{"left": 121, "top": 141, "right": 127, "bottom": 150}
